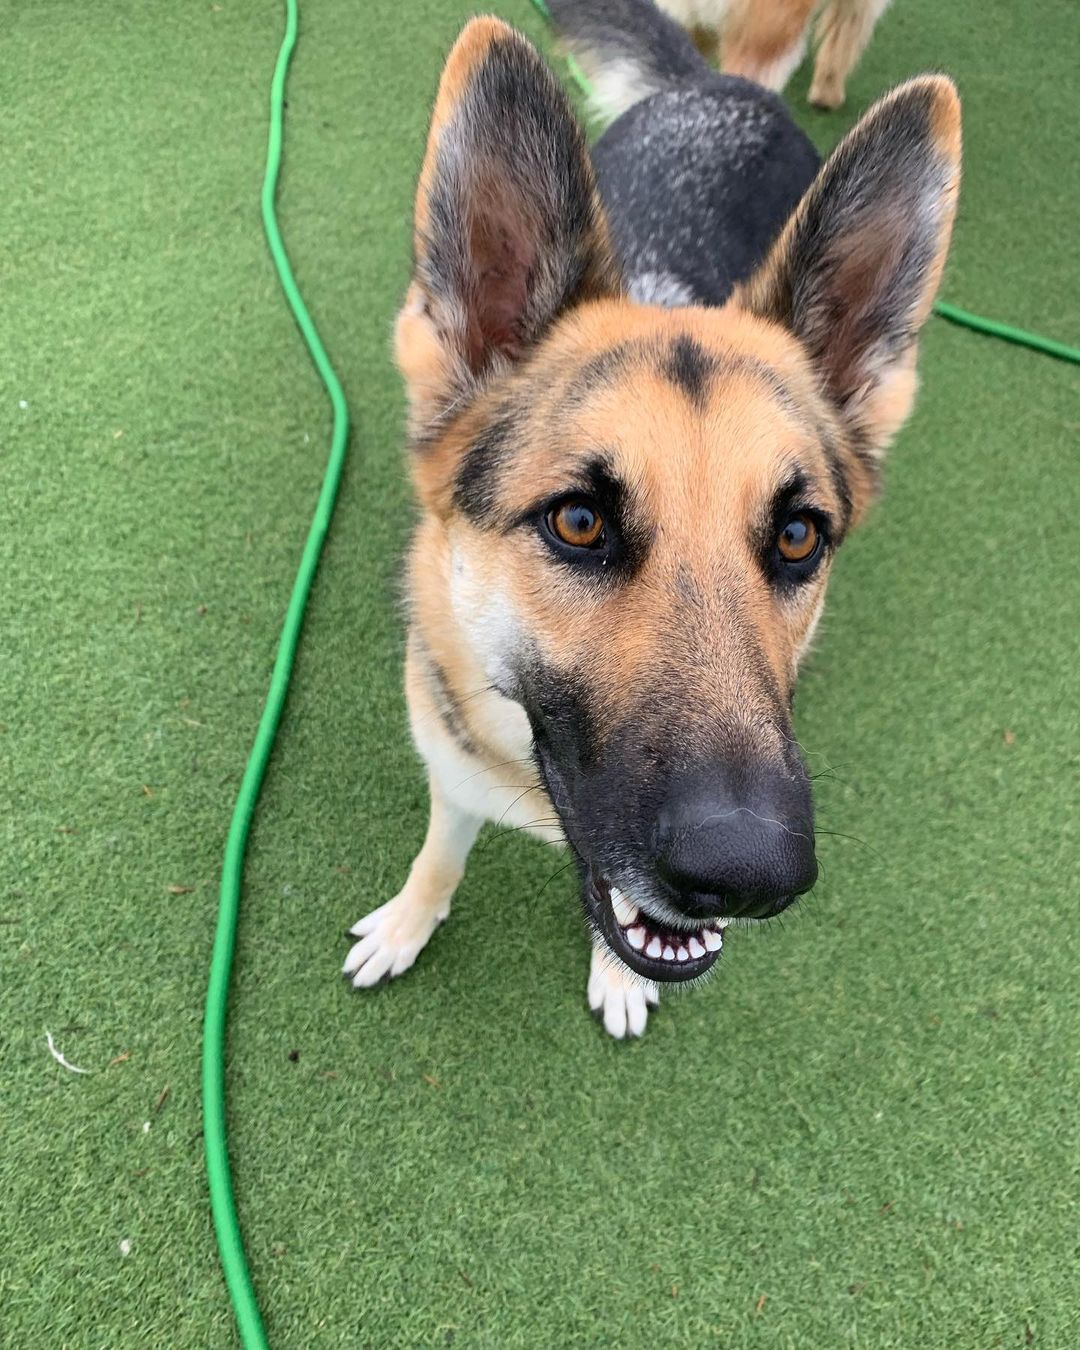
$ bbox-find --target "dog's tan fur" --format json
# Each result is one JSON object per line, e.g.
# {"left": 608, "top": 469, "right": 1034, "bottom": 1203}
{"left": 342, "top": 20, "right": 960, "bottom": 1036}
{"left": 407, "top": 302, "right": 864, "bottom": 719}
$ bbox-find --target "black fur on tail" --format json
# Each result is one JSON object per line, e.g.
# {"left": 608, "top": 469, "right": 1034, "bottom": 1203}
{"left": 546, "top": 0, "right": 709, "bottom": 122}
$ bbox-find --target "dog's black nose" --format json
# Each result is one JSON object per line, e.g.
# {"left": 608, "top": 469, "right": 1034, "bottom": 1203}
{"left": 654, "top": 764, "right": 817, "bottom": 918}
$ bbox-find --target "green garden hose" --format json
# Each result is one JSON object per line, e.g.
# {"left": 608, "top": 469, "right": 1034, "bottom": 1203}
{"left": 932, "top": 300, "right": 1080, "bottom": 362}
{"left": 201, "top": 2, "right": 347, "bottom": 1346}
{"left": 204, "top": 3, "right": 1077, "bottom": 1346}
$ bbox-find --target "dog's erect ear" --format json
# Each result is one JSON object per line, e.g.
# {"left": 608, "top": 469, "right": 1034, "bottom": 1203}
{"left": 395, "top": 18, "right": 620, "bottom": 437}
{"left": 738, "top": 76, "right": 961, "bottom": 467}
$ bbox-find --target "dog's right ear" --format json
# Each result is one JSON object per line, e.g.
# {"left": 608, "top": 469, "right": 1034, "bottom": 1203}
{"left": 395, "top": 18, "right": 620, "bottom": 439}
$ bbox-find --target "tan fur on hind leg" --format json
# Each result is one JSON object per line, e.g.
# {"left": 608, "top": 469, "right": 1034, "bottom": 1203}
{"left": 720, "top": 0, "right": 816, "bottom": 90}
{"left": 809, "top": 0, "right": 892, "bottom": 109}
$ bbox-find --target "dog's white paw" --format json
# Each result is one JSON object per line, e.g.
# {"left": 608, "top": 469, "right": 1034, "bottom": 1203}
{"left": 343, "top": 892, "right": 449, "bottom": 988}
{"left": 587, "top": 946, "right": 659, "bottom": 1039}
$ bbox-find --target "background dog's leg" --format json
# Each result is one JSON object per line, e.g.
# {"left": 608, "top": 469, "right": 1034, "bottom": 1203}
{"left": 809, "top": 0, "right": 891, "bottom": 109}
{"left": 343, "top": 773, "right": 481, "bottom": 988}
{"left": 720, "top": 0, "right": 816, "bottom": 91}
{"left": 587, "top": 942, "right": 660, "bottom": 1040}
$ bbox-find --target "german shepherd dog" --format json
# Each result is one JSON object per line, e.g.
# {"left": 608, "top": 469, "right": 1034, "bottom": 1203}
{"left": 343, "top": 0, "right": 960, "bottom": 1037}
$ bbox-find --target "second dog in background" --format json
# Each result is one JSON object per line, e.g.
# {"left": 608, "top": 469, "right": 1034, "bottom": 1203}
{"left": 657, "top": 0, "right": 893, "bottom": 108}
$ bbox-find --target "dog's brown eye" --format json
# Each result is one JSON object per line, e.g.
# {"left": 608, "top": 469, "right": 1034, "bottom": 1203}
{"left": 549, "top": 500, "right": 605, "bottom": 549}
{"left": 778, "top": 514, "right": 819, "bottom": 563}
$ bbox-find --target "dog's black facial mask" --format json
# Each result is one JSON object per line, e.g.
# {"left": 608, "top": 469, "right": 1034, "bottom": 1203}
{"left": 523, "top": 668, "right": 817, "bottom": 984}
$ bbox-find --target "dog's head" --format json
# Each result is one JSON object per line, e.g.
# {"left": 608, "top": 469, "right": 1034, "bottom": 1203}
{"left": 397, "top": 20, "right": 960, "bottom": 981}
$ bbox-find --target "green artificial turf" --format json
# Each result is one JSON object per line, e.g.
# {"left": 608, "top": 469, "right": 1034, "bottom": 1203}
{"left": 2, "top": 0, "right": 1078, "bottom": 1345}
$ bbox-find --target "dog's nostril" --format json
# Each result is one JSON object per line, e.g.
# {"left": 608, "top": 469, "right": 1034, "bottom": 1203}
{"left": 655, "top": 767, "right": 816, "bottom": 917}
{"left": 658, "top": 827, "right": 816, "bottom": 917}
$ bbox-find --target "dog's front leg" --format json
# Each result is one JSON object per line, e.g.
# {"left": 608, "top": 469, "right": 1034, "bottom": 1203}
{"left": 587, "top": 940, "right": 660, "bottom": 1040}
{"left": 343, "top": 771, "right": 481, "bottom": 988}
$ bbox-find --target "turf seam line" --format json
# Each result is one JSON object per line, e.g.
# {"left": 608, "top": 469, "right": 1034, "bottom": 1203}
{"left": 527, "top": 0, "right": 1080, "bottom": 365}
{"left": 201, "top": 2, "right": 348, "bottom": 1345}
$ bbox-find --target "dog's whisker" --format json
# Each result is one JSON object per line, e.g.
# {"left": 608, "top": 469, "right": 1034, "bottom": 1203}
{"left": 477, "top": 816, "right": 564, "bottom": 853}
{"left": 410, "top": 681, "right": 501, "bottom": 734}
{"left": 534, "top": 859, "right": 579, "bottom": 901}
{"left": 807, "top": 767, "right": 851, "bottom": 790}
{"left": 812, "top": 827, "right": 883, "bottom": 864}
{"left": 449, "top": 758, "right": 535, "bottom": 792}
{"left": 453, "top": 683, "right": 501, "bottom": 707}
{"left": 491, "top": 786, "right": 539, "bottom": 831}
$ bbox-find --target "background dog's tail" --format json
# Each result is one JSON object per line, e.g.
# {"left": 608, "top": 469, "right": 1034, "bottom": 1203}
{"left": 545, "top": 0, "right": 710, "bottom": 126}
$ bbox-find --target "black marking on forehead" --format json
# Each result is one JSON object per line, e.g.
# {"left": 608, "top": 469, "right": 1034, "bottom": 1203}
{"left": 661, "top": 341, "right": 805, "bottom": 421}
{"left": 565, "top": 335, "right": 799, "bottom": 423}
{"left": 659, "top": 335, "right": 716, "bottom": 407}
{"left": 564, "top": 343, "right": 634, "bottom": 405}
{"left": 452, "top": 411, "right": 516, "bottom": 527}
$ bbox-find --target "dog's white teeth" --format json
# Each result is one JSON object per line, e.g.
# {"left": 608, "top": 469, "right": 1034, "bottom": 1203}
{"left": 626, "top": 912, "right": 723, "bottom": 965}
{"left": 611, "top": 890, "right": 639, "bottom": 927}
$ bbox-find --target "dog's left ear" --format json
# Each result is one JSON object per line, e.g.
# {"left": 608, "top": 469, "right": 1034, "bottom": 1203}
{"left": 738, "top": 76, "right": 961, "bottom": 469}
{"left": 396, "top": 18, "right": 620, "bottom": 437}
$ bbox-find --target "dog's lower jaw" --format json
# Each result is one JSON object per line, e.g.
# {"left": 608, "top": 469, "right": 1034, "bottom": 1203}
{"left": 586, "top": 875, "right": 725, "bottom": 985}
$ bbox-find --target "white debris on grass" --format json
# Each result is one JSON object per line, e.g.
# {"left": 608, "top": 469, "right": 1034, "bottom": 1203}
{"left": 19, "top": 400, "right": 28, "bottom": 410}
{"left": 143, "top": 1121, "right": 151, "bottom": 1133}
{"left": 45, "top": 1031, "right": 90, "bottom": 1074}
{"left": 119, "top": 1239, "right": 132, "bottom": 1258}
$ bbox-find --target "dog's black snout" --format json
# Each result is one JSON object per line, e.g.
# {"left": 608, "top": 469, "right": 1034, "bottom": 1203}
{"left": 654, "top": 764, "right": 817, "bottom": 918}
